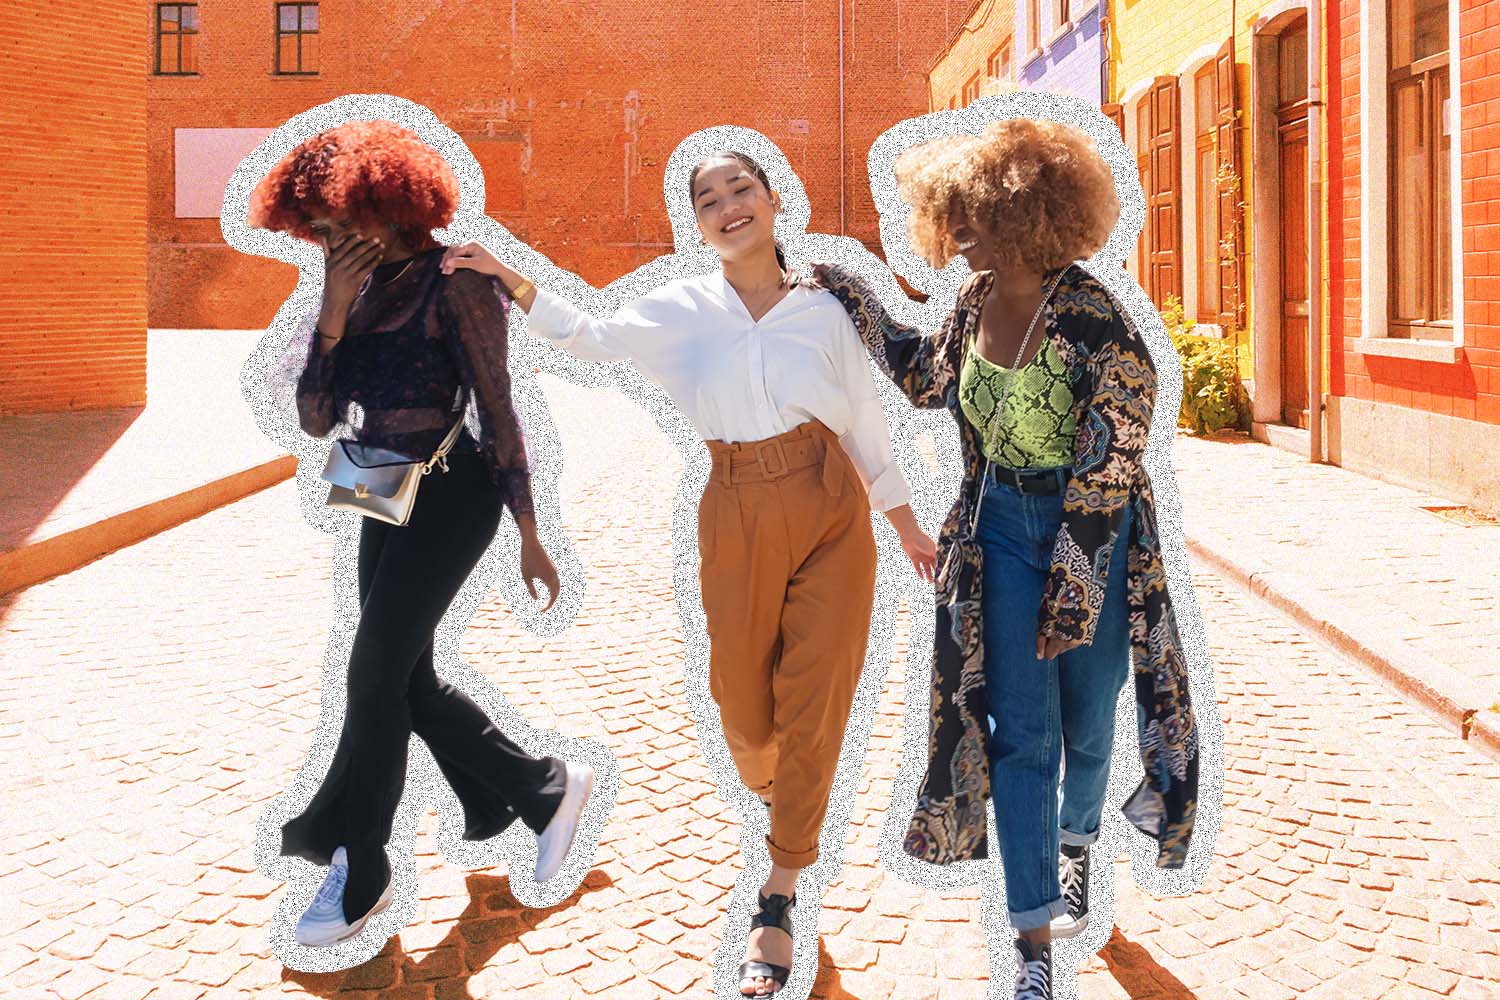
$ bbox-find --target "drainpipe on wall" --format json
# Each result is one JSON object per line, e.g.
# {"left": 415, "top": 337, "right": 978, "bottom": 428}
{"left": 1100, "top": 3, "right": 1111, "bottom": 104}
{"left": 839, "top": 0, "right": 847, "bottom": 237}
{"left": 1307, "top": 0, "right": 1325, "bottom": 463}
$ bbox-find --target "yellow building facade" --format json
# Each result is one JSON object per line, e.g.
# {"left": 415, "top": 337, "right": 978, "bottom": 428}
{"left": 1108, "top": 0, "right": 1317, "bottom": 401}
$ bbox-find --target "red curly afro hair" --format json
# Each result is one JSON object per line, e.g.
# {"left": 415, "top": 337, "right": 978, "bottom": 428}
{"left": 247, "top": 119, "right": 460, "bottom": 242}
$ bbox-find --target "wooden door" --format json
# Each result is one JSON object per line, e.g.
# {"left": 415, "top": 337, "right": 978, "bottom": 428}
{"left": 1136, "top": 99, "right": 1152, "bottom": 292}
{"left": 1276, "top": 15, "right": 1311, "bottom": 428}
{"left": 1147, "top": 76, "right": 1182, "bottom": 306}
{"left": 1214, "top": 36, "right": 1245, "bottom": 328}
{"left": 1279, "top": 118, "right": 1309, "bottom": 427}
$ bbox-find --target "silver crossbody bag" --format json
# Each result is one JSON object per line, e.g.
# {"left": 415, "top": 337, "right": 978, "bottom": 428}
{"left": 320, "top": 416, "right": 467, "bottom": 526}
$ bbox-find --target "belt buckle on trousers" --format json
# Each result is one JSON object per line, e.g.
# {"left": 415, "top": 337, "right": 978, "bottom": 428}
{"left": 754, "top": 439, "right": 790, "bottom": 479}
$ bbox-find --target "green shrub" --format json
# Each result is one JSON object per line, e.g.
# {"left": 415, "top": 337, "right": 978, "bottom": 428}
{"left": 1160, "top": 294, "right": 1247, "bottom": 435}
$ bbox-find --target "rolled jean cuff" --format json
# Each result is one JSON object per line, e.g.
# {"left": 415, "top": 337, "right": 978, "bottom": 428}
{"left": 1059, "top": 826, "right": 1100, "bottom": 848}
{"left": 766, "top": 834, "right": 819, "bottom": 870}
{"left": 1009, "top": 895, "right": 1070, "bottom": 932}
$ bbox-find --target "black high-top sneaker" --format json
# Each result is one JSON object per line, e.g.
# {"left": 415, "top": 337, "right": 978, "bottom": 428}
{"left": 1050, "top": 842, "right": 1089, "bottom": 938}
{"left": 1013, "top": 937, "right": 1052, "bottom": 1000}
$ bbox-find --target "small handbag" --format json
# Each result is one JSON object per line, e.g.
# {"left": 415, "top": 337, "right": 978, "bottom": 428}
{"left": 320, "top": 416, "right": 467, "bottom": 526}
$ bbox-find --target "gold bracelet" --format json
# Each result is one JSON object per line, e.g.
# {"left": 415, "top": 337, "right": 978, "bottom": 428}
{"left": 510, "top": 279, "right": 534, "bottom": 301}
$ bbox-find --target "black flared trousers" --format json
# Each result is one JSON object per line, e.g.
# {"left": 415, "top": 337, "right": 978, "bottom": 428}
{"left": 281, "top": 447, "right": 565, "bottom": 922}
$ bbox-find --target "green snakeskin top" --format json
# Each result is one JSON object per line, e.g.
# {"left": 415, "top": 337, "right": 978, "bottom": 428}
{"left": 958, "top": 335, "right": 1077, "bottom": 469}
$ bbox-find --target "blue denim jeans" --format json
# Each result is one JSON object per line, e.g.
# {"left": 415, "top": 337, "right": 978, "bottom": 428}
{"left": 976, "top": 465, "right": 1133, "bottom": 931}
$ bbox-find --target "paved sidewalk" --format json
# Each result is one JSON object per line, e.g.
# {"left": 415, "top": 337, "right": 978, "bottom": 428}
{"left": 1172, "top": 431, "right": 1500, "bottom": 755}
{"left": 0, "top": 330, "right": 291, "bottom": 594}
{"left": 1, "top": 377, "right": 1498, "bottom": 999}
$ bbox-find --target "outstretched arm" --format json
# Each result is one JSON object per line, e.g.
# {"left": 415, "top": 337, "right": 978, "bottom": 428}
{"left": 442, "top": 241, "right": 542, "bottom": 313}
{"left": 443, "top": 241, "right": 666, "bottom": 364}
{"left": 810, "top": 262, "right": 975, "bottom": 411}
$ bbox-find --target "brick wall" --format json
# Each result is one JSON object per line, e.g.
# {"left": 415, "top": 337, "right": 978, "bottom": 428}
{"left": 929, "top": 0, "right": 1017, "bottom": 109}
{"left": 2, "top": 2, "right": 147, "bottom": 414}
{"left": 1327, "top": 0, "right": 1360, "bottom": 412}
{"left": 1460, "top": 0, "right": 1500, "bottom": 425}
{"left": 148, "top": 0, "right": 978, "bottom": 329}
{"left": 1328, "top": 0, "right": 1500, "bottom": 426}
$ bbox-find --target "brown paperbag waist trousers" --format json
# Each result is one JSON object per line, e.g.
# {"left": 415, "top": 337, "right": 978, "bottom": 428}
{"left": 698, "top": 418, "right": 878, "bottom": 868}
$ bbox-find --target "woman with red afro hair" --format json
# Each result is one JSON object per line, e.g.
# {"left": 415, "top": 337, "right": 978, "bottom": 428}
{"left": 248, "top": 120, "right": 597, "bottom": 951}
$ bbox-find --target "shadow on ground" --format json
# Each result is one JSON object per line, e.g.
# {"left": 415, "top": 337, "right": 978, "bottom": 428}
{"left": 1100, "top": 927, "right": 1200, "bottom": 1000}
{"left": 0, "top": 408, "right": 139, "bottom": 552}
{"left": 282, "top": 869, "right": 613, "bottom": 997}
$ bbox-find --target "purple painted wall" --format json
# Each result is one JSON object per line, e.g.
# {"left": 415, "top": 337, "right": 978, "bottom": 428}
{"left": 1017, "top": 1, "right": 1104, "bottom": 107}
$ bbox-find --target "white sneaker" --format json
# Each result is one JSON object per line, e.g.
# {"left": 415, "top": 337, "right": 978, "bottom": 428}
{"left": 293, "top": 847, "right": 393, "bottom": 948}
{"left": 535, "top": 762, "right": 594, "bottom": 882}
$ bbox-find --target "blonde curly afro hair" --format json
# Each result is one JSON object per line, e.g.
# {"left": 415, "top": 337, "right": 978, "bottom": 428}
{"left": 248, "top": 119, "right": 459, "bottom": 242}
{"left": 895, "top": 117, "right": 1119, "bottom": 272}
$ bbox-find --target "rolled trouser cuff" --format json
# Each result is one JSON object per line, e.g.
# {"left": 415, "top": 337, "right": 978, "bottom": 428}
{"left": 1059, "top": 826, "right": 1099, "bottom": 848}
{"left": 1009, "top": 895, "right": 1070, "bottom": 932}
{"left": 766, "top": 834, "right": 818, "bottom": 870}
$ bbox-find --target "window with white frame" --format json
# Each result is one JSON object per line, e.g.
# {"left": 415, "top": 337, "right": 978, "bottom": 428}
{"left": 1053, "top": 0, "right": 1072, "bottom": 33}
{"left": 1387, "top": 0, "right": 1452, "bottom": 339}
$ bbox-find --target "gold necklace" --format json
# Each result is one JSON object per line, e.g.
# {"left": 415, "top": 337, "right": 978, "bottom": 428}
{"left": 377, "top": 257, "right": 415, "bottom": 286}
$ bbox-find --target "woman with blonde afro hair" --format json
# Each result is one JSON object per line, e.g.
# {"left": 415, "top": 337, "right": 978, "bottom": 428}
{"left": 895, "top": 117, "right": 1119, "bottom": 273}
{"left": 247, "top": 119, "right": 598, "bottom": 952}
{"left": 812, "top": 117, "right": 1200, "bottom": 1000}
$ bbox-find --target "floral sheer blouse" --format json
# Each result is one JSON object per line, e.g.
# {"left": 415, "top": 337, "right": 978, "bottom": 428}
{"left": 291, "top": 247, "right": 534, "bottom": 517}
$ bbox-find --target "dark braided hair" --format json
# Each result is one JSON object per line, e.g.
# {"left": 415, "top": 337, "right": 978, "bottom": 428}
{"left": 688, "top": 150, "right": 788, "bottom": 272}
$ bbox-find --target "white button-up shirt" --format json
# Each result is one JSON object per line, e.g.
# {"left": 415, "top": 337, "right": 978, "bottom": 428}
{"left": 527, "top": 271, "right": 911, "bottom": 512}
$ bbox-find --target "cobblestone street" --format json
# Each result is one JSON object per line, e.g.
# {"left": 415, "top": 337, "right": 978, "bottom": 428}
{"left": 3, "top": 378, "right": 1499, "bottom": 1000}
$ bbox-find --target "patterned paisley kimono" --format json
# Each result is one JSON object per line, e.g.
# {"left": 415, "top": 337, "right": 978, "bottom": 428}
{"left": 810, "top": 260, "right": 1198, "bottom": 869}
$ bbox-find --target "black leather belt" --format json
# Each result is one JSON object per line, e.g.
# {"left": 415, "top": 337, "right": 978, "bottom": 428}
{"left": 987, "top": 464, "right": 1071, "bottom": 496}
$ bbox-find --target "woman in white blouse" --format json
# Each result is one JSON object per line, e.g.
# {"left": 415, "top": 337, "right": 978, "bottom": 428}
{"left": 443, "top": 150, "right": 935, "bottom": 997}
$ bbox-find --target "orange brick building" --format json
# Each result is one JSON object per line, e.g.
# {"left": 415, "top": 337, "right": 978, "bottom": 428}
{"left": 1325, "top": 0, "right": 1500, "bottom": 509}
{"left": 3, "top": 2, "right": 147, "bottom": 415}
{"left": 147, "top": 0, "right": 980, "bottom": 330}
{"left": 928, "top": 0, "right": 1017, "bottom": 110}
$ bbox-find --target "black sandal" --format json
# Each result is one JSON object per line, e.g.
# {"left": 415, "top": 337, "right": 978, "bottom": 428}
{"left": 737, "top": 891, "right": 795, "bottom": 995}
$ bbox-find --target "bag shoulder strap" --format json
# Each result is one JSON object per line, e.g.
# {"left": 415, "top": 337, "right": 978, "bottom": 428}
{"left": 421, "top": 412, "right": 468, "bottom": 471}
